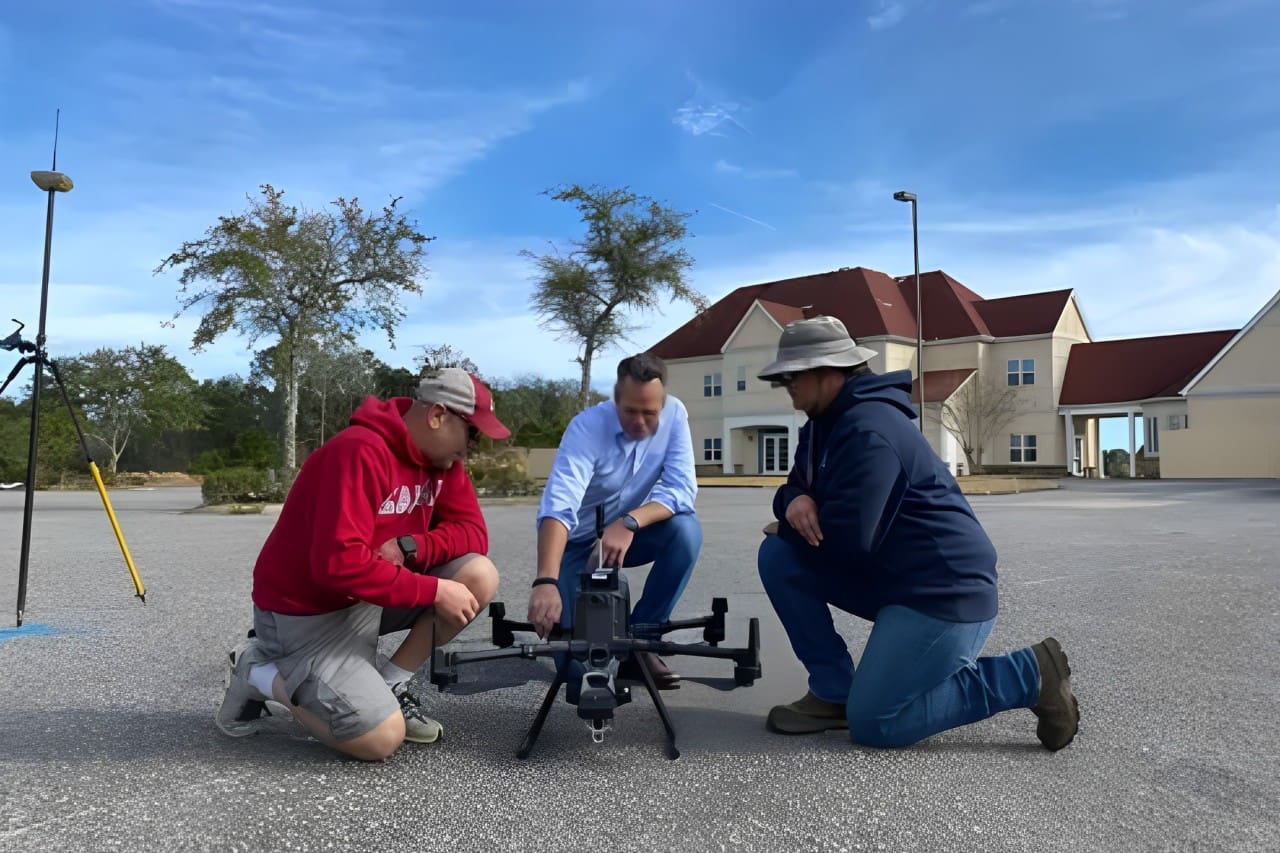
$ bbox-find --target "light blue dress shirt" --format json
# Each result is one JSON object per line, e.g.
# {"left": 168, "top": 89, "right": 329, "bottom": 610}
{"left": 536, "top": 395, "right": 698, "bottom": 542}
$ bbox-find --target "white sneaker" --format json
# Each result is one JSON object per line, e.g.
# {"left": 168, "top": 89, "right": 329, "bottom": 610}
{"left": 392, "top": 681, "right": 443, "bottom": 744}
{"left": 214, "top": 636, "right": 270, "bottom": 737}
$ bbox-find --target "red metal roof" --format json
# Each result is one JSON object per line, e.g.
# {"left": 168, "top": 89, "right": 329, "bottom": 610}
{"left": 911, "top": 368, "right": 977, "bottom": 403}
{"left": 1057, "top": 330, "right": 1237, "bottom": 405}
{"left": 755, "top": 299, "right": 805, "bottom": 328}
{"left": 973, "top": 290, "right": 1073, "bottom": 337}
{"left": 649, "top": 267, "right": 1072, "bottom": 359}
{"left": 896, "top": 272, "right": 991, "bottom": 340}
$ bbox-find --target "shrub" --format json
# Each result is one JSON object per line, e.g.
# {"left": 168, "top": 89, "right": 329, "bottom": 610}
{"left": 200, "top": 467, "right": 286, "bottom": 505}
{"left": 466, "top": 450, "right": 539, "bottom": 497}
{"left": 189, "top": 449, "right": 228, "bottom": 475}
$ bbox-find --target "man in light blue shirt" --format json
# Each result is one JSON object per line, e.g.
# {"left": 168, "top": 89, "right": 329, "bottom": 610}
{"left": 528, "top": 353, "right": 701, "bottom": 688}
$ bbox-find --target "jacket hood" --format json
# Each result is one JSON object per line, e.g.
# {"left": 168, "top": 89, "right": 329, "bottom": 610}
{"left": 829, "top": 369, "right": 918, "bottom": 420}
{"left": 348, "top": 396, "right": 431, "bottom": 468}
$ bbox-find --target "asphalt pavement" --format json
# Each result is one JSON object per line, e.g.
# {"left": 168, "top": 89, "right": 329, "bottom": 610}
{"left": 0, "top": 479, "right": 1277, "bottom": 852}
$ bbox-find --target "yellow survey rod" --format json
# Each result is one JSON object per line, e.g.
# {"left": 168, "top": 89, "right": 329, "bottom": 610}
{"left": 88, "top": 461, "right": 147, "bottom": 602}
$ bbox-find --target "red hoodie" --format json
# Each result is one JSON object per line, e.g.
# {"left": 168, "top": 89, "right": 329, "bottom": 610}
{"left": 252, "top": 396, "right": 488, "bottom": 615}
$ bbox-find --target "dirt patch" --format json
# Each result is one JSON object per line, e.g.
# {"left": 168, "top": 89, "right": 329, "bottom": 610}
{"left": 140, "top": 472, "right": 202, "bottom": 487}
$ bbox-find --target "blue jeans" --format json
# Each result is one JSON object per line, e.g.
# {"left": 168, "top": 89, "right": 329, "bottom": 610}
{"left": 557, "top": 513, "right": 702, "bottom": 640}
{"left": 758, "top": 535, "right": 1041, "bottom": 748}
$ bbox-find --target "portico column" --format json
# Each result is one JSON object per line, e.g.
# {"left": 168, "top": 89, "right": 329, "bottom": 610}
{"left": 1063, "top": 411, "right": 1076, "bottom": 476}
{"left": 1127, "top": 409, "right": 1136, "bottom": 478}
{"left": 722, "top": 422, "right": 733, "bottom": 475}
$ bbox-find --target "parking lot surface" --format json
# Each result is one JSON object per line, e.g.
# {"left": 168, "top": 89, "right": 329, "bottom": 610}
{"left": 1, "top": 479, "right": 1277, "bottom": 852}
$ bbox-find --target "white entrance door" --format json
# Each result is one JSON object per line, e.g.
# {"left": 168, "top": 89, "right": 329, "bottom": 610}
{"left": 1073, "top": 437, "right": 1084, "bottom": 476}
{"left": 761, "top": 432, "right": 790, "bottom": 474}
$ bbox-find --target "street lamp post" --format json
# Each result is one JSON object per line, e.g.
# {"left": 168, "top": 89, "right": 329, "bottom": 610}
{"left": 893, "top": 190, "right": 924, "bottom": 433}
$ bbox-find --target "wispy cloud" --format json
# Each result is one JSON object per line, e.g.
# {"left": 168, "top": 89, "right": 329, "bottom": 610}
{"left": 714, "top": 159, "right": 797, "bottom": 180}
{"left": 966, "top": 0, "right": 1020, "bottom": 16}
{"left": 674, "top": 103, "right": 749, "bottom": 137}
{"left": 1075, "top": 0, "right": 1130, "bottom": 22}
{"left": 708, "top": 203, "right": 777, "bottom": 232}
{"left": 867, "top": 1, "right": 911, "bottom": 29}
{"left": 673, "top": 73, "right": 750, "bottom": 137}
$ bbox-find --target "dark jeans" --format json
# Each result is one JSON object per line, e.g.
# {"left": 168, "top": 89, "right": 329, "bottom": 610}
{"left": 758, "top": 534, "right": 1041, "bottom": 747}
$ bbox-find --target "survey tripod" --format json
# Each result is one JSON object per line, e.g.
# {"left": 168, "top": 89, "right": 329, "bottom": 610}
{"left": 1, "top": 321, "right": 147, "bottom": 626}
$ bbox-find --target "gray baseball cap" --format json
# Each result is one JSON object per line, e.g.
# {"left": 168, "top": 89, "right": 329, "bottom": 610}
{"left": 416, "top": 367, "right": 511, "bottom": 439}
{"left": 757, "top": 316, "right": 878, "bottom": 382}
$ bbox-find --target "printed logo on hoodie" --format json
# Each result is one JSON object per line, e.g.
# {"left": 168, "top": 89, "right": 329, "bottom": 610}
{"left": 378, "top": 480, "right": 443, "bottom": 515}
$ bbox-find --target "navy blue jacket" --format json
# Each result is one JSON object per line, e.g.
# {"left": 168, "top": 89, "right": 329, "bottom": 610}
{"left": 772, "top": 370, "right": 998, "bottom": 623}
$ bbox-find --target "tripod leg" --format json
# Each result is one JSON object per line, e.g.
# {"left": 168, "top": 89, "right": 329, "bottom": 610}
{"left": 15, "top": 356, "right": 44, "bottom": 627}
{"left": 517, "top": 666, "right": 568, "bottom": 760}
{"left": 0, "top": 356, "right": 34, "bottom": 397}
{"left": 45, "top": 359, "right": 146, "bottom": 603}
{"left": 634, "top": 654, "right": 681, "bottom": 760}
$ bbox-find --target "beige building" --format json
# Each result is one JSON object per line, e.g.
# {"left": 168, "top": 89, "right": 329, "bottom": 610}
{"left": 650, "top": 267, "right": 1095, "bottom": 477}
{"left": 1161, "top": 290, "right": 1280, "bottom": 478}
{"left": 647, "top": 266, "right": 1278, "bottom": 479}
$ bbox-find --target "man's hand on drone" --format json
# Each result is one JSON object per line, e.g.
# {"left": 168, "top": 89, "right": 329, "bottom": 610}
{"left": 598, "top": 519, "right": 635, "bottom": 568}
{"left": 528, "top": 583, "right": 562, "bottom": 639}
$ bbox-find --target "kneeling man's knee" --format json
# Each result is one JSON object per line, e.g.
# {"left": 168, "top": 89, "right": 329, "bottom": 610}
{"left": 343, "top": 711, "right": 406, "bottom": 761}
{"left": 846, "top": 701, "right": 917, "bottom": 749}
{"left": 757, "top": 534, "right": 797, "bottom": 590}
{"left": 456, "top": 554, "right": 499, "bottom": 606}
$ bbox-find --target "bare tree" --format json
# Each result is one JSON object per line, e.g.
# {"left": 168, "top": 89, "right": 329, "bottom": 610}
{"left": 416, "top": 344, "right": 480, "bottom": 376}
{"left": 60, "top": 344, "right": 204, "bottom": 473}
{"left": 935, "top": 373, "right": 1025, "bottom": 474}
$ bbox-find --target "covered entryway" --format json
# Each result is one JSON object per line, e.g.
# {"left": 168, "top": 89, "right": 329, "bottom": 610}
{"left": 759, "top": 430, "right": 790, "bottom": 474}
{"left": 721, "top": 414, "right": 804, "bottom": 475}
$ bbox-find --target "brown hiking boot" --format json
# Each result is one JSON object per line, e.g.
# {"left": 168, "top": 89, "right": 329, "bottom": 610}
{"left": 766, "top": 691, "right": 849, "bottom": 734}
{"left": 1031, "top": 637, "right": 1079, "bottom": 751}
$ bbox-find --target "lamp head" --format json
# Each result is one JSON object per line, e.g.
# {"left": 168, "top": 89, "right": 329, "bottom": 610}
{"left": 893, "top": 190, "right": 917, "bottom": 203}
{"left": 31, "top": 171, "right": 74, "bottom": 192}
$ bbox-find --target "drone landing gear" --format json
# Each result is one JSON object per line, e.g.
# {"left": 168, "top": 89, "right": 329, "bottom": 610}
{"left": 515, "top": 649, "right": 681, "bottom": 760}
{"left": 434, "top": 598, "right": 761, "bottom": 761}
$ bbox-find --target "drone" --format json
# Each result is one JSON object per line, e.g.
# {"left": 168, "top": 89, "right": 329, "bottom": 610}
{"left": 429, "top": 512, "right": 762, "bottom": 760}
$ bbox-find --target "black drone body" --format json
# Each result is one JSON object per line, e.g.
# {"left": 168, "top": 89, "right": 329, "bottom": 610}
{"left": 429, "top": 564, "right": 762, "bottom": 760}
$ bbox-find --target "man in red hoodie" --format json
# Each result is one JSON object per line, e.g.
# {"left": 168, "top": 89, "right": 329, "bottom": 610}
{"left": 215, "top": 367, "right": 510, "bottom": 761}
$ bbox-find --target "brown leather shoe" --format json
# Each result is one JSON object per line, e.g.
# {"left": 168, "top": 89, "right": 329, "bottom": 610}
{"left": 619, "top": 651, "right": 681, "bottom": 689}
{"left": 766, "top": 691, "right": 849, "bottom": 734}
{"left": 1031, "top": 637, "right": 1079, "bottom": 751}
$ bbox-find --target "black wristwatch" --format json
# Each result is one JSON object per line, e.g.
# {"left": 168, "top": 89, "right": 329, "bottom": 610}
{"left": 621, "top": 513, "right": 640, "bottom": 532}
{"left": 396, "top": 534, "right": 418, "bottom": 565}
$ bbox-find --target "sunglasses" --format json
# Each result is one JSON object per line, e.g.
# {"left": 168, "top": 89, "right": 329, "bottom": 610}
{"left": 446, "top": 409, "right": 482, "bottom": 445}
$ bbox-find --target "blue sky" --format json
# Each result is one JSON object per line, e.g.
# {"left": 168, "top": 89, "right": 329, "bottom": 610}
{"left": 2, "top": 0, "right": 1278, "bottom": 435}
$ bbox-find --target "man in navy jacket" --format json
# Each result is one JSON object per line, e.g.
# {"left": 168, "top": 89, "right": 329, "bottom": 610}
{"left": 757, "top": 316, "right": 1079, "bottom": 750}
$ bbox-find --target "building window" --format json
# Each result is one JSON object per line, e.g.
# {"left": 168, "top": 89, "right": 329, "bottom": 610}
{"left": 1146, "top": 417, "right": 1160, "bottom": 454}
{"left": 736, "top": 365, "right": 747, "bottom": 392}
{"left": 1010, "top": 434, "right": 1037, "bottom": 463}
{"left": 703, "top": 437, "right": 722, "bottom": 461}
{"left": 703, "top": 372, "right": 722, "bottom": 397}
{"left": 1007, "top": 358, "right": 1035, "bottom": 386}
